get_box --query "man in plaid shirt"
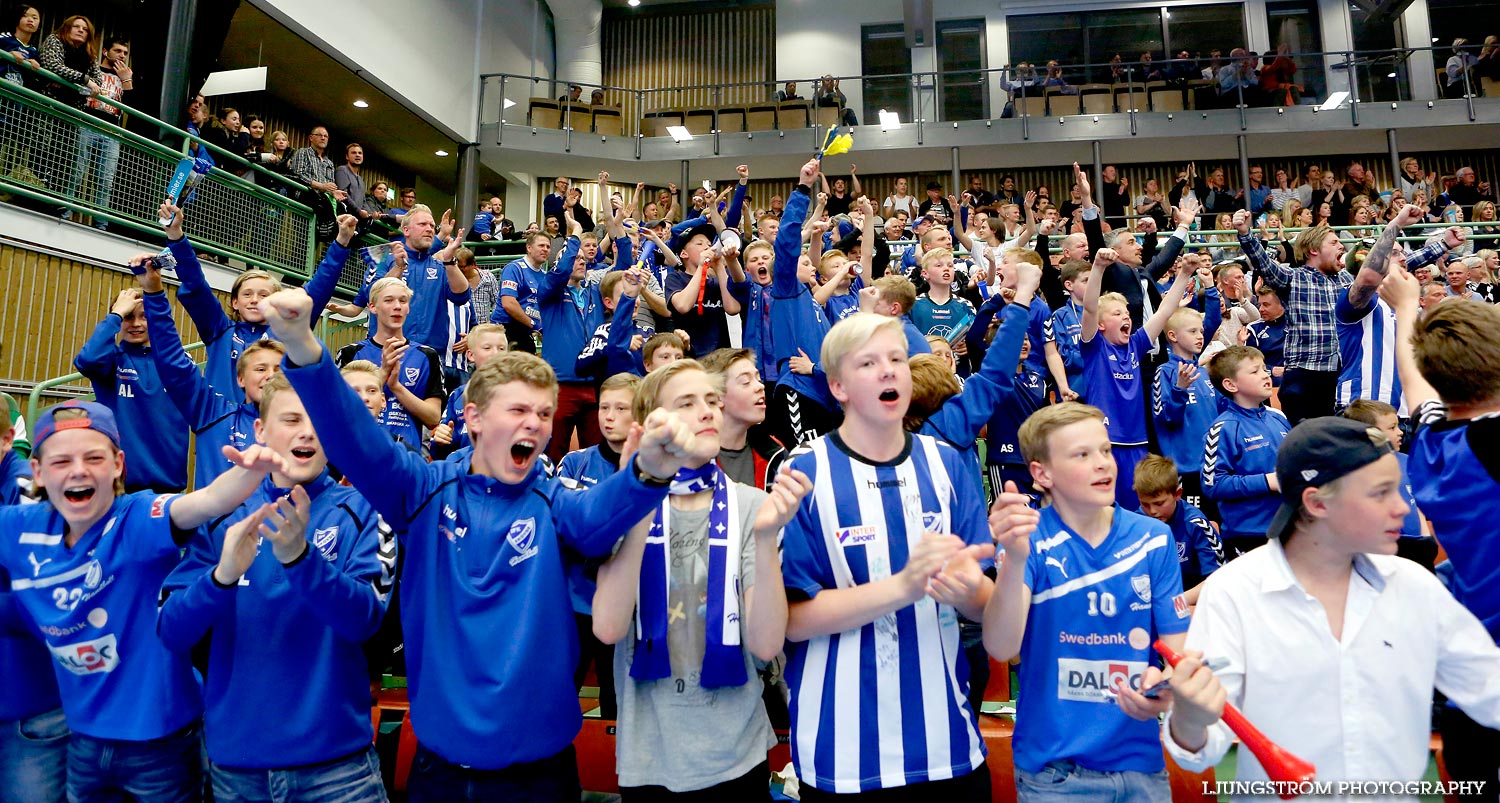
[1232,209,1460,425]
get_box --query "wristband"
[633,455,672,486]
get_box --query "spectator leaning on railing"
[60,35,130,231]
[0,5,40,86]
[288,126,346,203]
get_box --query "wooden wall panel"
[601,7,776,129]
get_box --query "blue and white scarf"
[631,463,747,688]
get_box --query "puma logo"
[1045,555,1068,578]
[27,553,52,577]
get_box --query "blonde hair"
[466,323,508,350]
[1132,454,1181,497]
[1097,291,1129,315]
[229,270,283,322]
[368,277,412,305]
[404,203,434,224]
[600,372,642,397]
[919,247,954,273]
[1343,399,1398,425]
[872,275,917,314]
[633,359,707,422]
[257,372,295,417]
[820,312,905,384]
[236,339,286,379]
[743,240,773,261]
[464,352,557,412]
[905,353,961,431]
[1165,307,1203,334]
[340,359,382,379]
[1018,402,1106,465]
[1413,300,1500,406]
[818,250,849,275]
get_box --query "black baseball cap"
[1265,417,1396,541]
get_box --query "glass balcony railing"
[479,44,1496,148]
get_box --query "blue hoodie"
[282,348,673,770]
[771,186,835,410]
[1152,351,1223,474]
[74,314,191,492]
[576,292,646,380]
[159,472,392,768]
[0,451,58,725]
[918,301,1030,476]
[728,280,777,385]
[169,238,352,396]
[538,236,630,383]
[1202,402,1290,538]
[556,443,624,616]
[142,292,257,486]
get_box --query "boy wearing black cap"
[1163,416,1500,787]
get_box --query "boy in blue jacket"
[1202,344,1290,557]
[576,269,652,381]
[1153,298,1224,520]
[159,373,395,799]
[74,288,190,492]
[768,158,840,447]
[0,401,285,803]
[1044,258,1090,402]
[1134,454,1223,605]
[133,257,284,488]
[538,204,635,461]
[263,285,716,802]
[1080,244,1194,509]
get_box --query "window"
[937,19,987,121]
[1007,5,1247,86]
[1426,0,1500,57]
[1347,1,1404,101]
[1265,0,1325,101]
[861,23,911,124]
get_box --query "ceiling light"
[666,125,692,142]
[353,99,369,108]
[878,109,901,129]
[435,150,449,157]
[1317,91,1349,111]
[628,0,640,5]
[1432,37,1441,43]
[1386,72,1396,78]
[503,99,516,109]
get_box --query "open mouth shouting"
[290,445,318,461]
[878,387,901,405]
[62,485,96,504]
[509,438,539,470]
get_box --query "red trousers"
[549,382,600,462]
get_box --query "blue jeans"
[408,743,580,803]
[66,125,121,213]
[67,723,201,803]
[0,706,68,803]
[209,746,388,803]
[1016,762,1170,803]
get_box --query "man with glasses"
[289,126,346,202]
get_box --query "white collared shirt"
[1164,539,1500,802]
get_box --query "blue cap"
[33,401,121,454]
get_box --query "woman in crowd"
[0,4,40,86]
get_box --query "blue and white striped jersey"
[1335,292,1406,416]
[780,431,990,793]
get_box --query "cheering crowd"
[1,145,1500,803]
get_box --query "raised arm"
[262,289,435,529]
[1232,209,1292,289]
[723,165,750,231]
[1349,204,1424,310]
[158,202,231,343]
[1381,269,1439,412]
[1144,259,1192,341]
[303,216,358,317]
[1080,247,1117,344]
[74,293,134,379]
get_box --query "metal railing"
[481,43,1494,148]
[0,62,322,282]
